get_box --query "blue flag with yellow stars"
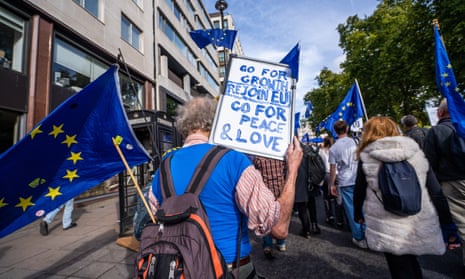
[315,82,364,138]
[280,43,300,81]
[304,100,313,118]
[0,65,151,238]
[189,28,237,49]
[434,25,465,138]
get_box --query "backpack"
[135,146,232,279]
[303,144,326,192]
[375,160,422,216]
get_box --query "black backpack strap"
[186,145,230,195]
[159,154,176,199]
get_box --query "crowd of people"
[126,96,462,279]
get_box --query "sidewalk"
[1,196,462,278]
[0,197,136,279]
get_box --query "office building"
[0,0,221,154]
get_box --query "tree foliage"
[305,0,465,129]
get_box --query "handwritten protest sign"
[210,56,296,159]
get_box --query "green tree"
[306,0,465,130]
[304,68,350,130]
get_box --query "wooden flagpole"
[112,137,156,224]
[355,79,369,122]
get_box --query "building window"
[213,20,220,29]
[0,7,25,72]
[132,0,143,9]
[159,14,196,68]
[219,65,225,78]
[120,74,144,110]
[166,95,179,119]
[218,51,225,63]
[73,0,99,18]
[53,38,143,110]
[0,109,24,153]
[121,15,142,50]
[53,38,106,93]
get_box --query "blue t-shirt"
[152,143,252,263]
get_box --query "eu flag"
[304,100,313,118]
[315,82,364,138]
[280,43,300,81]
[434,25,465,138]
[189,29,237,49]
[0,65,151,238]
[302,133,310,144]
[294,112,301,135]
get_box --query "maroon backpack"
[135,145,232,279]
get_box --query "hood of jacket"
[363,136,419,163]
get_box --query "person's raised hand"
[286,136,303,175]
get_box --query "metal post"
[215,0,228,90]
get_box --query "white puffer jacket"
[360,136,445,256]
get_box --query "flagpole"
[112,138,156,224]
[355,79,369,122]
[432,19,445,45]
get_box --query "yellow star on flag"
[0,197,8,208]
[62,134,78,148]
[30,125,43,139]
[49,124,64,138]
[67,152,83,165]
[63,169,79,182]
[45,186,62,200]
[15,196,35,212]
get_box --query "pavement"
[0,196,463,279]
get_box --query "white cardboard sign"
[210,55,295,160]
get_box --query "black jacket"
[405,126,428,149]
[423,118,465,181]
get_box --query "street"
[0,196,462,278]
[249,195,464,279]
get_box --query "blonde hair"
[356,116,400,158]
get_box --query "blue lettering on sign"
[239,114,286,133]
[225,82,290,106]
[216,60,294,155]
[230,128,283,153]
[225,61,291,107]
[254,104,287,121]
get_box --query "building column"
[183,74,190,96]
[160,55,168,77]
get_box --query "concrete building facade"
[0,0,221,154]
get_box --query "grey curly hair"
[175,96,217,138]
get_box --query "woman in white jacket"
[353,116,460,279]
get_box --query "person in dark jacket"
[294,143,321,238]
[400,114,428,149]
[423,98,465,270]
[354,116,461,279]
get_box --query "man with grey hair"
[149,96,303,278]
[424,98,465,271]
[400,114,428,149]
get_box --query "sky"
[202,0,380,114]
